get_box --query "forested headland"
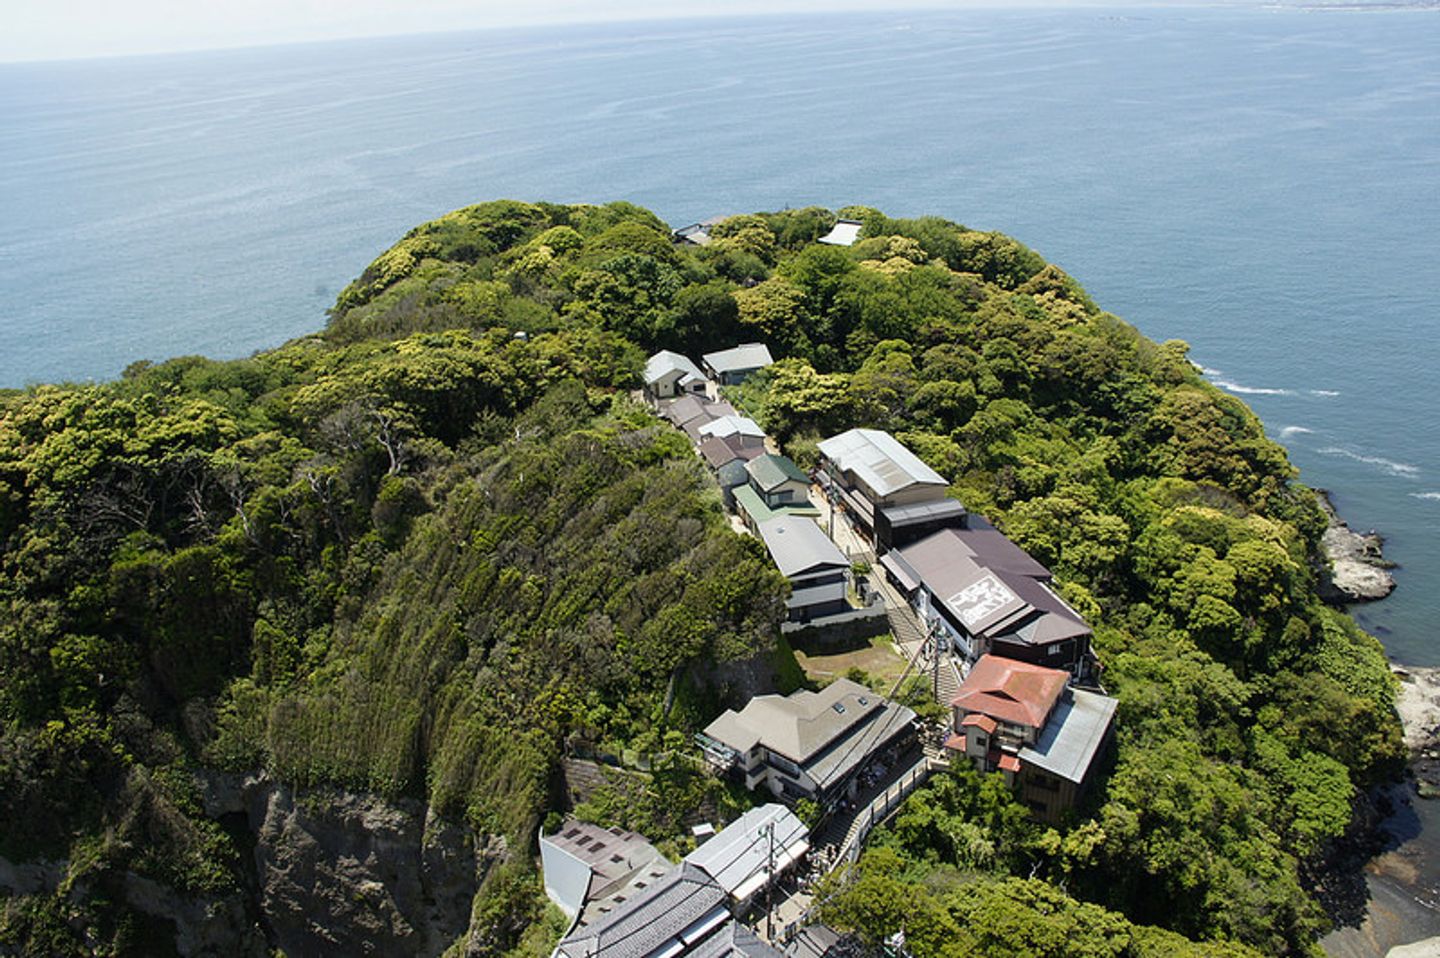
[0,201,1403,956]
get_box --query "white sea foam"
[1278,426,1313,439]
[1316,446,1421,478]
[1199,366,1223,376]
[1411,492,1440,501]
[1213,379,1295,397]
[1309,389,1341,397]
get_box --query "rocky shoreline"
[1317,489,1397,604]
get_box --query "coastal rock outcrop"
[1316,490,1396,603]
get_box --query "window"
[832,702,846,714]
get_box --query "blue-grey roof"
[1019,687,1117,784]
[757,515,848,578]
[703,343,774,375]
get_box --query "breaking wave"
[1213,379,1295,396]
[1316,446,1421,478]
[1278,426,1313,439]
[1411,492,1440,501]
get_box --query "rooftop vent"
[832,703,846,714]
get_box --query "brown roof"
[997,753,1021,773]
[951,655,1067,730]
[959,713,997,734]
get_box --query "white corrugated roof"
[645,350,705,386]
[817,428,947,497]
[697,416,765,440]
[684,805,808,901]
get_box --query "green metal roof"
[746,454,808,492]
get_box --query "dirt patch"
[793,635,909,688]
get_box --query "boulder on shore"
[1316,490,1396,603]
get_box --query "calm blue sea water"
[1,7,1438,664]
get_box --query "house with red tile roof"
[946,655,1117,823]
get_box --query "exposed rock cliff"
[199,772,497,958]
[1316,490,1397,603]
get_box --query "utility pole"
[763,819,776,941]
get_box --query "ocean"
[1,6,1437,666]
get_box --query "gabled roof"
[685,804,808,903]
[646,350,706,386]
[746,454,809,492]
[892,529,1087,647]
[698,416,766,441]
[816,428,946,498]
[664,395,718,428]
[818,219,863,246]
[952,655,1068,730]
[703,680,915,782]
[699,435,765,470]
[757,515,848,578]
[557,862,727,958]
[1019,687,1118,785]
[703,343,774,375]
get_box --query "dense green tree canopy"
[0,200,1401,956]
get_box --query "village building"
[817,219,863,246]
[946,655,1117,824]
[673,216,729,248]
[645,350,709,403]
[664,395,723,430]
[540,820,672,926]
[554,862,738,958]
[878,525,1093,676]
[684,804,809,911]
[755,515,851,623]
[734,454,821,532]
[697,415,767,448]
[699,679,917,805]
[698,435,767,472]
[702,343,775,385]
[815,428,964,553]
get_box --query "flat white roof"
[817,219,863,246]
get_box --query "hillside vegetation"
[0,200,1401,956]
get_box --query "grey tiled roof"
[557,862,727,958]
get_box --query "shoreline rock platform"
[1317,489,1397,604]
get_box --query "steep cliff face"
[208,773,499,958]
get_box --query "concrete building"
[756,515,851,623]
[702,343,775,385]
[699,679,917,805]
[946,655,1117,824]
[878,525,1092,675]
[815,428,962,552]
[540,820,671,924]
